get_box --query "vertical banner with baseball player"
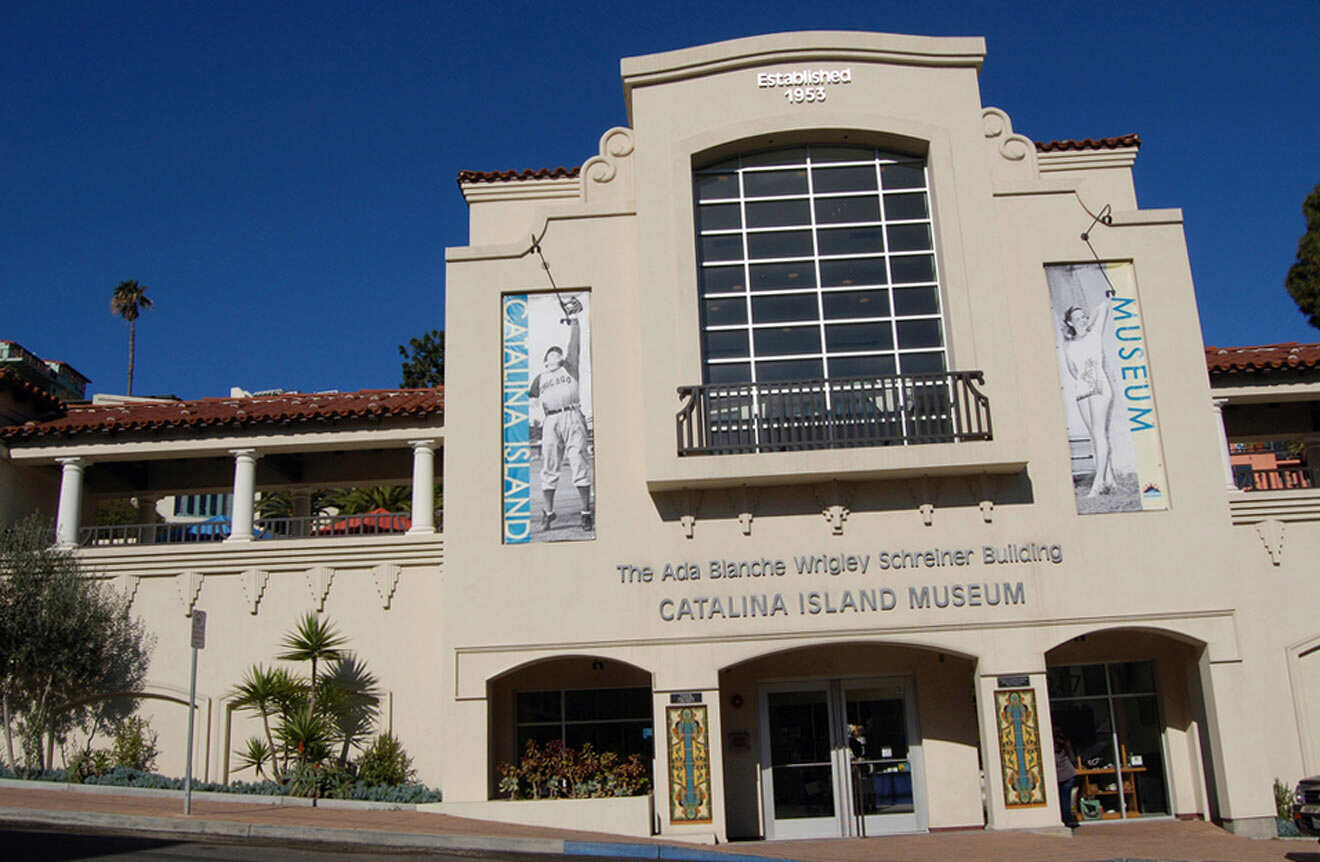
[1046,262,1168,515]
[502,291,595,543]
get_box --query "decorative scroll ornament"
[982,107,1036,164]
[241,569,270,615]
[581,126,635,187]
[176,571,203,617]
[371,564,401,610]
[306,566,335,612]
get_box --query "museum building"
[3,31,1319,844]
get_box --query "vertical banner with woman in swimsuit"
[502,291,595,543]
[1046,263,1168,515]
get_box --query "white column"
[1211,398,1238,492]
[54,457,86,548]
[225,449,260,543]
[137,493,160,545]
[407,439,438,535]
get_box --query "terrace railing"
[1233,465,1318,492]
[676,370,991,456]
[76,511,430,546]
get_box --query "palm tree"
[229,664,299,781]
[109,280,153,395]
[278,613,347,711]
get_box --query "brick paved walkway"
[2,785,1318,861]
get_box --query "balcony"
[676,371,992,457]
[75,511,429,547]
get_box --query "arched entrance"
[486,655,654,800]
[720,642,979,840]
[1046,628,1211,823]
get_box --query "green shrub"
[111,716,159,772]
[355,733,415,787]
[498,740,649,800]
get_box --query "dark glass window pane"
[747,230,814,260]
[700,266,745,295]
[700,234,743,262]
[757,358,824,382]
[695,173,738,201]
[897,319,943,349]
[749,261,816,291]
[899,351,946,374]
[703,297,746,326]
[887,223,933,252]
[820,257,887,287]
[743,148,808,167]
[884,192,929,220]
[809,146,875,163]
[752,293,818,323]
[817,226,885,256]
[1109,661,1157,695]
[699,157,739,171]
[881,163,926,190]
[707,362,751,383]
[703,329,749,359]
[826,323,893,352]
[754,325,821,356]
[815,196,880,224]
[893,286,940,316]
[744,169,808,197]
[696,203,741,232]
[745,198,811,228]
[517,725,562,755]
[772,764,836,819]
[811,165,878,193]
[823,290,890,319]
[829,354,896,377]
[516,691,561,723]
[890,254,936,284]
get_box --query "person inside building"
[1054,728,1079,827]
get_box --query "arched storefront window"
[694,146,945,385]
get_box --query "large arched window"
[694,146,945,385]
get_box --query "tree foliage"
[110,280,153,396]
[0,516,153,773]
[230,615,384,795]
[398,329,444,388]
[1286,183,1320,330]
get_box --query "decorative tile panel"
[666,705,712,823]
[995,687,1047,807]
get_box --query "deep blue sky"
[3,1,1317,399]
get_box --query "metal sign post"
[184,610,206,815]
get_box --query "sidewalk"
[1,783,1317,862]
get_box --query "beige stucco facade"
[3,30,1318,845]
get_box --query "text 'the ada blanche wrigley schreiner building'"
[5,31,1319,844]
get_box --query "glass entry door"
[760,678,924,839]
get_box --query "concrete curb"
[0,807,794,861]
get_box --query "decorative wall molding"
[1255,519,1285,566]
[115,573,140,613]
[175,571,204,617]
[306,566,335,612]
[371,564,401,610]
[814,481,853,535]
[240,569,269,615]
[728,486,760,536]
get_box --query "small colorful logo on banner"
[502,295,531,543]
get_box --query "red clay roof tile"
[0,388,444,441]
[1206,343,1320,375]
[0,369,65,416]
[457,166,581,185]
[1035,134,1141,153]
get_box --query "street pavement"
[2,784,1319,862]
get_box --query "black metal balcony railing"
[75,511,431,547]
[676,371,992,456]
